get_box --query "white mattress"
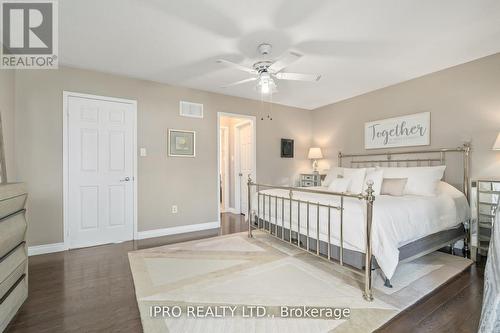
[252,182,470,279]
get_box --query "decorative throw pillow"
[342,168,367,194]
[380,178,408,196]
[328,178,351,193]
[377,165,446,196]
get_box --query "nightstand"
[300,173,322,187]
[472,179,500,260]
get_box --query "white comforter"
[252,182,469,279]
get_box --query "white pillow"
[322,167,343,186]
[377,165,446,196]
[380,178,407,196]
[363,169,384,195]
[343,168,367,194]
[436,181,464,199]
[328,178,351,193]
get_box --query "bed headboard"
[338,143,471,201]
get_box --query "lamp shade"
[493,133,500,150]
[308,147,323,159]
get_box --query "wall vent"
[179,101,203,118]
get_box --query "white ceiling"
[60,0,500,110]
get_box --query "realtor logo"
[1,0,58,68]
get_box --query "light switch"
[140,148,147,157]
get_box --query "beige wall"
[15,67,312,246]
[11,52,500,247]
[312,53,500,180]
[0,70,16,182]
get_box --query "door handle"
[238,173,243,177]
[120,177,131,182]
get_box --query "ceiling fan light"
[257,75,276,95]
[261,80,270,94]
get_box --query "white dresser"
[473,179,500,259]
[0,183,28,332]
[479,194,500,332]
[299,173,322,187]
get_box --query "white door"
[219,127,229,212]
[237,122,253,215]
[67,95,135,249]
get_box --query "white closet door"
[238,122,253,215]
[67,95,135,248]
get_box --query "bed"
[246,144,471,301]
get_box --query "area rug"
[129,231,472,333]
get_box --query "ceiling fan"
[217,43,321,94]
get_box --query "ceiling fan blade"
[216,59,257,74]
[268,51,302,73]
[275,72,321,82]
[221,77,257,88]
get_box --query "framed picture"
[364,112,430,149]
[168,129,196,157]
[281,138,294,158]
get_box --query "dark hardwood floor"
[6,213,483,332]
[377,256,485,333]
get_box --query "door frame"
[216,112,256,219]
[62,91,138,250]
[219,126,230,212]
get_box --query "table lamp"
[308,147,323,173]
[493,133,500,150]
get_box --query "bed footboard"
[246,176,376,301]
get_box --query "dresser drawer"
[0,274,27,332]
[0,183,27,220]
[0,212,27,259]
[0,243,27,299]
[302,174,314,181]
[0,260,26,303]
[301,181,314,187]
[0,194,27,221]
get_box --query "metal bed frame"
[246,143,471,302]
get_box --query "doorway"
[63,92,137,249]
[217,113,256,217]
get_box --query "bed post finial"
[247,175,253,238]
[363,180,375,302]
[365,180,375,202]
[338,151,343,167]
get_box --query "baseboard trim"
[28,222,221,255]
[28,242,66,256]
[224,207,240,214]
[136,221,220,240]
